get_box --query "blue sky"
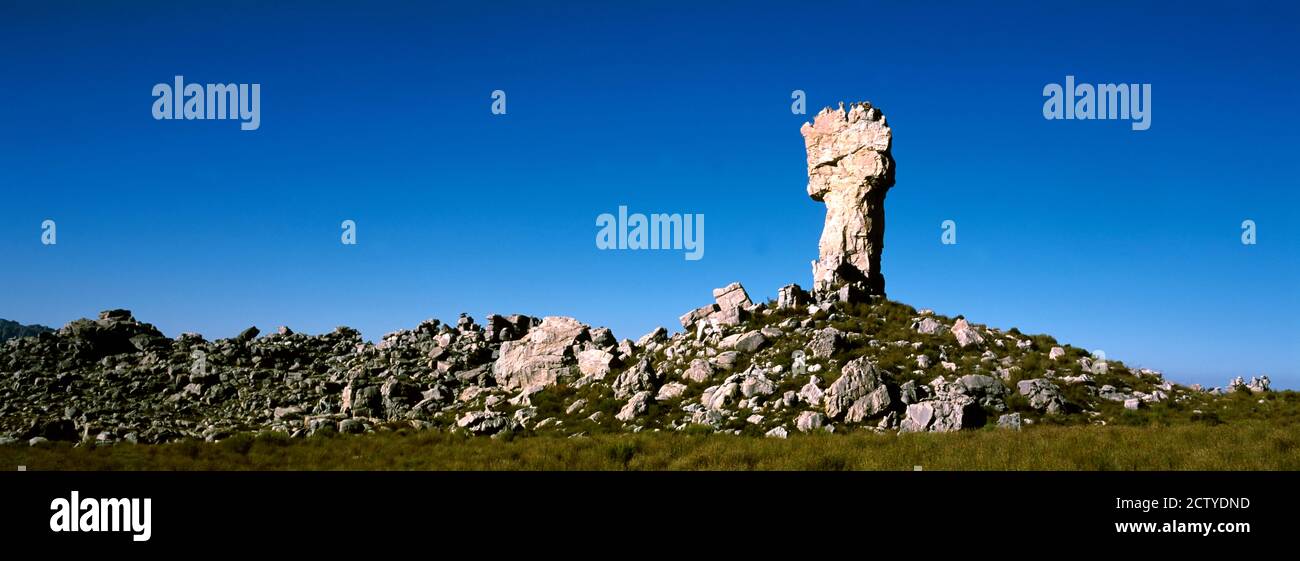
[1,1,1296,388]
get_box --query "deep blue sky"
[1,1,1296,388]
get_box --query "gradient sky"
[1,0,1297,388]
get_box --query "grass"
[4,422,1297,471]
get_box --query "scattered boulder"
[655,382,687,401]
[456,410,510,435]
[1017,379,1069,414]
[683,358,714,383]
[950,318,984,348]
[808,327,844,359]
[678,304,719,328]
[795,411,825,433]
[777,284,810,310]
[576,349,616,379]
[712,351,741,371]
[702,383,739,411]
[612,358,662,400]
[713,282,752,312]
[899,396,984,433]
[798,376,825,406]
[913,318,943,335]
[616,391,653,422]
[823,357,892,423]
[726,330,768,353]
[493,316,590,390]
[996,413,1022,430]
[739,370,775,398]
[952,374,1009,411]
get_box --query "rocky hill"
[0,288,1273,445]
[0,319,53,343]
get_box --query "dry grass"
[4,422,1297,471]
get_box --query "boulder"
[795,411,825,433]
[899,396,984,433]
[809,327,844,359]
[950,318,984,348]
[996,413,1022,430]
[739,370,775,398]
[701,383,739,410]
[765,426,789,439]
[636,326,668,348]
[798,376,824,406]
[576,349,616,379]
[655,382,687,401]
[777,284,810,310]
[683,358,714,383]
[730,330,768,353]
[679,304,719,328]
[456,410,510,435]
[952,374,1009,411]
[616,391,653,422]
[712,351,741,371]
[612,358,662,399]
[1017,379,1068,414]
[712,282,752,311]
[493,316,589,390]
[823,357,892,422]
[913,318,943,335]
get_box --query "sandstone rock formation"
[801,101,895,296]
[493,316,588,390]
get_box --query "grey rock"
[683,358,714,383]
[950,319,984,348]
[777,284,810,310]
[823,357,891,422]
[952,374,1009,411]
[712,351,741,371]
[612,358,661,399]
[795,411,824,433]
[616,391,654,422]
[576,349,616,379]
[809,327,845,359]
[996,413,1022,430]
[913,318,943,335]
[899,396,983,433]
[1017,379,1069,415]
[493,316,589,390]
[655,382,687,401]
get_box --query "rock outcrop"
[802,101,895,296]
[493,316,587,390]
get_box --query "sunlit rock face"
[801,101,895,296]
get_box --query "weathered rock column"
[801,101,895,297]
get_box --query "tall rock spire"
[801,101,895,297]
